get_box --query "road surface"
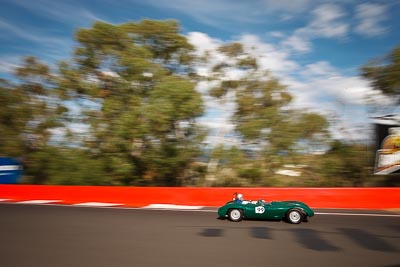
[0,203,399,267]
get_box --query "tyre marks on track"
[290,228,340,251]
[338,228,398,252]
[197,226,399,253]
[200,228,224,237]
[250,227,273,240]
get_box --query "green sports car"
[218,198,314,224]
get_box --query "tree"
[0,57,75,183]
[58,20,204,185]
[14,57,68,149]
[205,42,330,181]
[0,79,30,156]
[24,147,107,185]
[319,140,372,186]
[0,20,205,186]
[361,45,400,102]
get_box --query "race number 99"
[255,206,265,214]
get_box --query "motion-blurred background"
[1,0,399,187]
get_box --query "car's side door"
[243,201,271,219]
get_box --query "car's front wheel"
[286,209,303,224]
[228,209,243,222]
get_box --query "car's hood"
[225,200,308,207]
[271,200,306,205]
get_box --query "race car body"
[218,198,314,224]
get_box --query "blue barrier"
[0,157,22,184]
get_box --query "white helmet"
[237,193,243,200]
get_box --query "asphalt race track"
[0,204,399,267]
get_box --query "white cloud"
[0,57,20,74]
[224,68,248,81]
[354,3,388,37]
[144,0,391,42]
[195,80,218,95]
[141,0,339,31]
[269,31,286,38]
[288,59,393,109]
[282,3,349,53]
[188,31,393,142]
[299,61,339,78]
[281,2,392,53]
[292,75,383,106]
[187,32,222,56]
[239,34,299,74]
[284,73,390,142]
[311,3,346,25]
[282,35,311,53]
[188,32,229,79]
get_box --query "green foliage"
[1,57,69,156]
[237,57,258,69]
[64,20,204,185]
[361,45,400,101]
[148,76,203,133]
[0,81,30,156]
[0,20,392,187]
[0,19,205,186]
[206,42,329,156]
[218,43,244,57]
[238,166,263,184]
[23,147,108,185]
[130,19,194,64]
[318,140,372,186]
[184,37,372,187]
[15,56,50,82]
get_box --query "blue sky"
[1,0,399,143]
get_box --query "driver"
[233,193,261,205]
[234,193,253,204]
[235,194,243,204]
[234,193,244,204]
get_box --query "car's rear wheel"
[286,209,303,224]
[228,209,243,222]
